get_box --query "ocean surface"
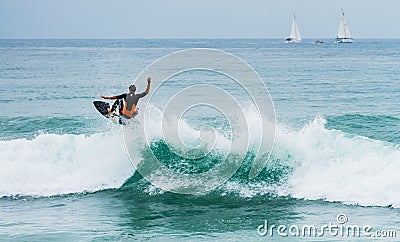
[0,39,399,241]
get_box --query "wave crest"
[1,115,399,208]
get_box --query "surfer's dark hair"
[129,84,136,92]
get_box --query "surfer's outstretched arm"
[100,94,126,100]
[100,95,116,100]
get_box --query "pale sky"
[0,0,399,39]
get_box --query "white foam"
[0,132,133,197]
[276,116,400,207]
[216,115,400,208]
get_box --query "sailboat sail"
[335,9,353,43]
[337,13,351,38]
[286,14,301,43]
[290,16,301,40]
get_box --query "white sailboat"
[335,9,353,43]
[285,14,301,43]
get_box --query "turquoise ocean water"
[0,39,399,241]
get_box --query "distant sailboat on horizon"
[285,14,301,43]
[335,9,353,43]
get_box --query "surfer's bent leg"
[118,99,124,114]
[111,100,119,112]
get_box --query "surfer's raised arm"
[144,77,151,94]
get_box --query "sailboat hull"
[285,38,301,43]
[335,38,353,43]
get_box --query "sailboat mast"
[342,9,347,38]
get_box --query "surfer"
[100,77,151,123]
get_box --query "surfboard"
[93,100,122,124]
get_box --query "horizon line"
[1,37,400,40]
